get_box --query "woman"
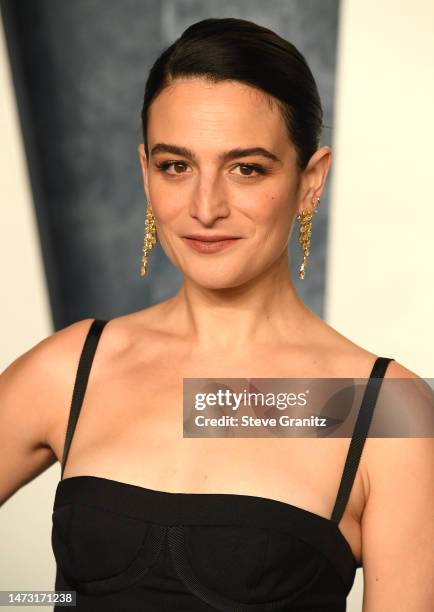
[0,17,431,612]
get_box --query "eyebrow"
[149,143,281,164]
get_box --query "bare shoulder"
[2,317,99,384]
[0,318,98,504]
[0,317,96,392]
[0,318,97,443]
[363,357,432,474]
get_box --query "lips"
[182,236,241,253]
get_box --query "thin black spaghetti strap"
[330,356,395,525]
[60,319,109,480]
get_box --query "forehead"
[147,77,290,152]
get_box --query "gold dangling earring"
[139,199,158,276]
[296,196,320,280]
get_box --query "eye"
[154,161,268,178]
[231,164,267,178]
[155,161,189,175]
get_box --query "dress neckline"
[55,474,360,568]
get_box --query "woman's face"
[138,77,329,289]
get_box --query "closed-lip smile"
[181,234,242,254]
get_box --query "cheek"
[151,201,181,228]
[249,195,292,236]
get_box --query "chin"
[184,266,253,290]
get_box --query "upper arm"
[0,318,95,506]
[361,361,434,610]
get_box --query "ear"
[296,146,332,217]
[137,143,151,202]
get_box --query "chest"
[49,354,366,564]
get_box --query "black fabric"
[52,318,395,610]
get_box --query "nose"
[189,179,230,226]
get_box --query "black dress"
[51,318,394,611]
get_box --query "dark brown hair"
[141,17,324,172]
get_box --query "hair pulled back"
[141,17,324,172]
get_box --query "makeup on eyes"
[154,160,270,178]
